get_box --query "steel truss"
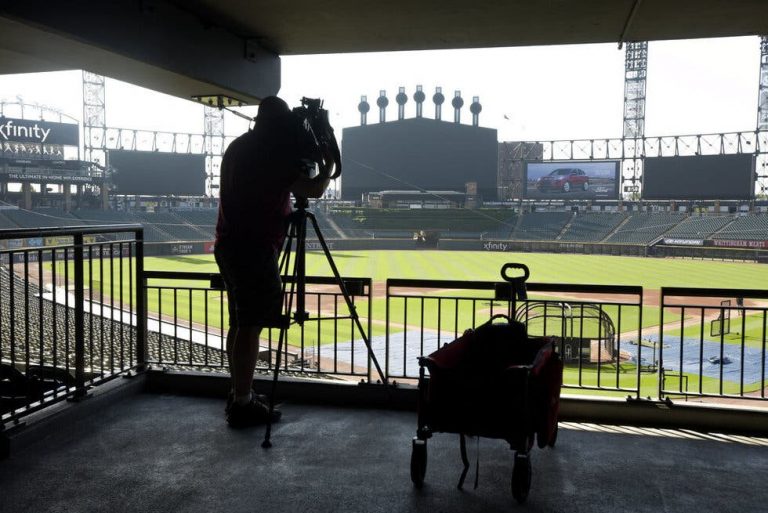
[500,131,765,199]
[524,132,764,162]
[204,106,225,197]
[622,41,648,195]
[497,142,543,201]
[81,73,231,198]
[756,37,768,195]
[82,71,106,167]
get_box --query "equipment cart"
[410,265,563,503]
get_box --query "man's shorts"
[214,243,283,328]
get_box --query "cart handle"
[487,313,512,324]
[501,263,530,283]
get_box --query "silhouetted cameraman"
[214,96,331,428]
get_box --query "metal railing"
[659,287,768,401]
[1,225,145,425]
[3,226,768,429]
[142,271,375,381]
[386,279,645,397]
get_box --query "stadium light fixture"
[191,94,248,109]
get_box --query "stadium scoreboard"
[642,154,755,200]
[341,118,498,201]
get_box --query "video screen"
[108,150,206,195]
[341,118,498,201]
[524,161,620,199]
[642,154,754,200]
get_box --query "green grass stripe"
[46,251,764,349]
[134,251,768,290]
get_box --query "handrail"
[1,223,145,424]
[661,286,768,300]
[387,278,643,297]
[0,224,143,240]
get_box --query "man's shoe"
[227,395,282,428]
[225,390,272,414]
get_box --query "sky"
[0,36,761,144]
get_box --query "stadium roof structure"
[1,1,767,103]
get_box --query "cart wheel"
[511,453,532,504]
[548,422,558,448]
[410,438,427,489]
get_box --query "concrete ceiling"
[1,0,767,104]
[177,0,768,54]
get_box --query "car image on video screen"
[536,168,589,193]
[524,161,619,199]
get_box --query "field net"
[710,299,732,337]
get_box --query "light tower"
[757,37,768,198]
[204,105,225,197]
[433,87,444,121]
[414,85,425,118]
[82,71,109,208]
[358,95,370,125]
[451,90,464,123]
[396,87,408,120]
[470,96,482,127]
[377,90,388,123]
[82,71,106,167]
[622,41,648,199]
[757,37,768,130]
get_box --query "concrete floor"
[2,392,768,513]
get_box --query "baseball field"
[54,249,767,398]
[146,250,768,290]
[132,250,768,347]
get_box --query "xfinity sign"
[0,117,79,146]
[0,119,51,142]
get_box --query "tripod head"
[293,196,310,211]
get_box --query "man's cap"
[256,96,291,120]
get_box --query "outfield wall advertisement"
[523,161,620,199]
[712,239,768,249]
[662,238,704,246]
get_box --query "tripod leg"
[262,323,288,448]
[306,212,388,385]
[262,223,299,449]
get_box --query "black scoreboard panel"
[341,118,498,201]
[108,150,206,195]
[642,154,754,200]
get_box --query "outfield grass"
[143,251,768,290]
[299,250,768,290]
[52,250,763,336]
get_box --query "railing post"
[72,233,87,399]
[135,228,148,369]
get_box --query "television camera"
[292,97,342,180]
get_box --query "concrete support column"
[101,185,109,210]
[22,183,32,210]
[64,185,72,212]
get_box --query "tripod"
[262,197,388,448]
